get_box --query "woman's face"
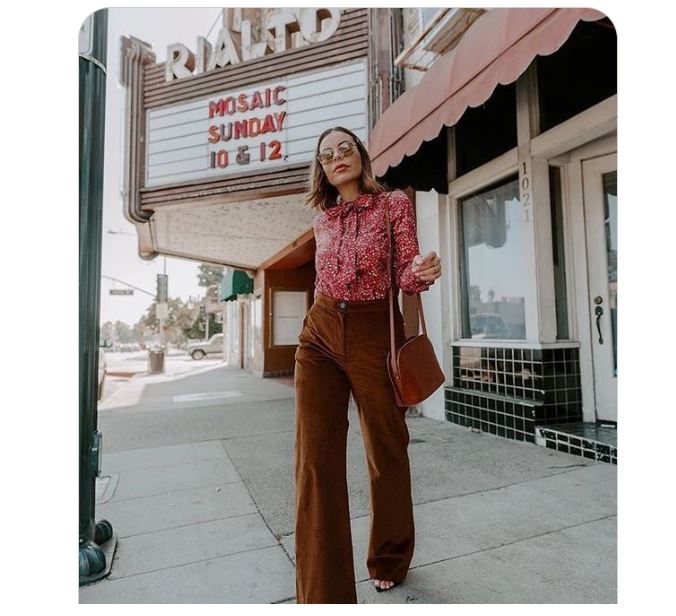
[318,131,363,189]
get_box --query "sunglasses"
[317,140,358,166]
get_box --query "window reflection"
[460,177,526,340]
[603,171,617,376]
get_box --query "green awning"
[219,270,253,302]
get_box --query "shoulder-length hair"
[304,126,389,212]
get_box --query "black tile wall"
[445,345,583,444]
[536,427,617,465]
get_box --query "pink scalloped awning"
[368,7,607,177]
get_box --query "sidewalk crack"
[218,439,297,569]
[373,513,617,578]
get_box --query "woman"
[294,126,442,604]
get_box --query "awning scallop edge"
[367,7,607,178]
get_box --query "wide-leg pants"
[293,291,414,604]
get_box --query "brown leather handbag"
[384,199,446,408]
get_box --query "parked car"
[186,334,224,360]
[470,312,512,339]
[116,342,138,353]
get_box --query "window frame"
[457,172,526,342]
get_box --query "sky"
[99,8,224,325]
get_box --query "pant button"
[339,301,346,309]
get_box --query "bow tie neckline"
[325,192,372,218]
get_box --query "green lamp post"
[79,9,116,585]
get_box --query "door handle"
[594,305,604,344]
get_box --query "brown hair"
[304,126,389,212]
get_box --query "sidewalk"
[99,351,225,409]
[80,364,616,604]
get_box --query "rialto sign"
[165,8,342,82]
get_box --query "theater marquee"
[145,59,367,187]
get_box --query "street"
[81,362,616,604]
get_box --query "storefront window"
[272,290,307,346]
[459,177,526,340]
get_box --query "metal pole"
[160,267,166,353]
[79,9,115,585]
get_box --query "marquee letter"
[237,93,249,113]
[273,85,287,105]
[298,8,341,44]
[236,145,251,165]
[165,43,195,81]
[248,117,261,137]
[260,115,275,133]
[241,19,271,61]
[274,111,287,130]
[208,27,241,70]
[195,36,212,75]
[266,10,299,53]
[250,91,263,110]
[233,120,248,140]
[209,100,225,118]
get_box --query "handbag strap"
[384,194,429,364]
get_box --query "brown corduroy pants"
[293,292,414,604]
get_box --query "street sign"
[110,289,133,295]
[156,302,169,320]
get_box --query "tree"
[193,263,224,338]
[100,320,136,346]
[132,320,149,348]
[136,297,201,347]
[114,320,134,343]
[197,263,224,290]
[100,321,114,347]
[185,306,222,341]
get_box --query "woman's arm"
[389,190,433,294]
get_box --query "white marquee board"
[145,59,368,188]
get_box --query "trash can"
[148,348,165,374]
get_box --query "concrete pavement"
[80,363,616,604]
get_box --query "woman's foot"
[373,579,395,591]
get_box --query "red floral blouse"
[313,189,432,301]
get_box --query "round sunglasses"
[317,140,358,166]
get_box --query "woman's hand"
[411,251,442,283]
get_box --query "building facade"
[120,8,409,376]
[120,8,617,463]
[369,8,617,463]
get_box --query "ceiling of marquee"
[149,193,316,270]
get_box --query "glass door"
[582,153,617,422]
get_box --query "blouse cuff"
[398,265,433,294]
